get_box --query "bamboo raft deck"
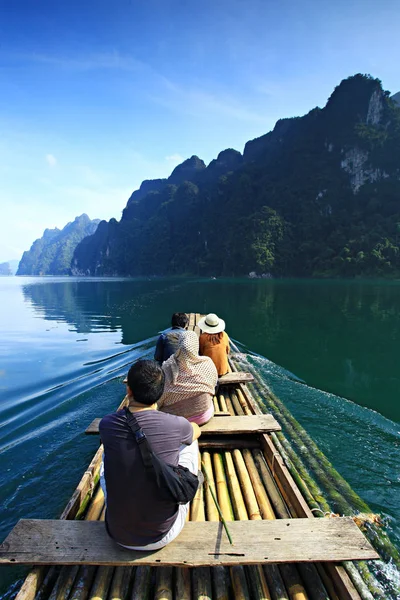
[2,313,391,600]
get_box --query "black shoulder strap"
[124,407,154,470]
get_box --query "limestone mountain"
[71,74,400,278]
[17,214,100,276]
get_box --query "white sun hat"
[198,313,225,334]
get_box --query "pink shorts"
[188,404,214,425]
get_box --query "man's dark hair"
[171,312,189,328]
[127,360,165,405]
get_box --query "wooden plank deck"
[218,372,254,385]
[0,518,378,567]
[85,414,281,435]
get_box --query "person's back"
[154,312,189,364]
[198,314,230,376]
[99,359,201,550]
[100,409,192,546]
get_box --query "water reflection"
[21,277,400,422]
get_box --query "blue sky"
[0,0,399,261]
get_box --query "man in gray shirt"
[154,312,189,364]
[99,360,201,550]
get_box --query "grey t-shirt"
[99,409,193,547]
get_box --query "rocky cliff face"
[71,74,400,278]
[17,214,100,276]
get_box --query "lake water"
[0,276,399,597]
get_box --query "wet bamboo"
[252,449,289,519]
[235,387,252,416]
[68,567,97,600]
[262,564,289,600]
[341,562,375,600]
[221,449,270,600]
[154,567,173,600]
[192,567,212,600]
[14,568,48,600]
[223,392,235,416]
[175,567,191,600]
[212,567,229,600]
[229,566,251,600]
[191,454,212,600]
[344,561,386,600]
[88,567,114,600]
[232,450,262,520]
[213,395,219,413]
[246,565,272,600]
[235,357,392,596]
[212,453,234,521]
[229,389,246,416]
[47,566,80,600]
[242,449,276,520]
[270,432,329,514]
[201,452,219,521]
[224,451,248,520]
[130,566,152,600]
[247,365,370,513]
[243,363,399,590]
[108,566,132,600]
[219,393,229,413]
[314,564,340,600]
[295,564,329,600]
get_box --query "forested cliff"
[17,214,100,276]
[60,76,400,277]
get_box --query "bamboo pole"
[242,449,275,520]
[212,567,229,600]
[229,566,251,600]
[224,451,248,520]
[108,566,132,600]
[213,395,219,413]
[202,452,219,522]
[191,452,214,600]
[175,567,191,600]
[234,357,390,598]
[224,393,235,416]
[219,393,229,413]
[154,567,173,600]
[47,566,80,600]
[232,450,262,520]
[229,389,245,416]
[246,565,272,600]
[235,387,252,415]
[262,564,289,600]
[130,566,152,600]
[68,567,97,600]
[88,567,114,600]
[252,450,289,519]
[212,453,234,521]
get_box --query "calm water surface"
[0,277,399,596]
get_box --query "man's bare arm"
[191,422,201,441]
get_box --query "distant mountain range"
[18,75,400,278]
[17,214,100,276]
[0,260,19,275]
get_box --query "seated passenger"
[198,313,230,376]
[158,331,218,425]
[99,359,201,550]
[154,312,189,364]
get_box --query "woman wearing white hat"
[198,313,230,376]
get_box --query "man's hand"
[191,422,201,441]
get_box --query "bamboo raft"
[2,313,399,599]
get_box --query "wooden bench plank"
[85,415,281,436]
[218,372,254,385]
[0,518,378,567]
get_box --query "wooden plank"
[0,518,378,567]
[218,373,254,385]
[199,437,261,450]
[260,434,314,519]
[86,415,281,436]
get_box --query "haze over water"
[0,276,399,597]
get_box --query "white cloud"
[46,154,57,167]
[165,154,184,164]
